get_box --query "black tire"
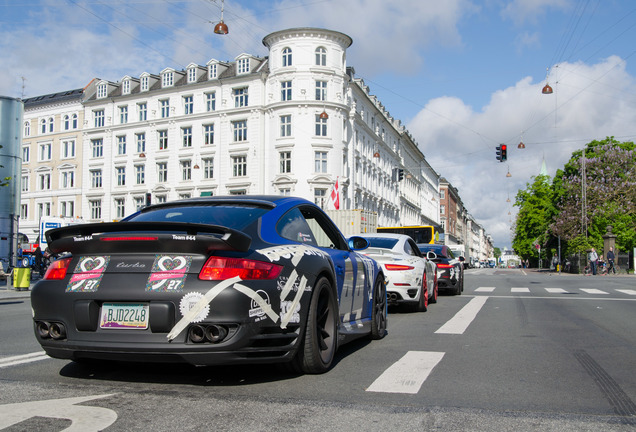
[293,277,338,374]
[415,273,428,312]
[370,275,387,340]
[430,272,438,304]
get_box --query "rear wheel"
[292,277,338,374]
[430,271,438,304]
[415,273,428,312]
[370,275,387,339]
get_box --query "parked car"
[359,233,437,311]
[417,244,464,295]
[31,196,387,374]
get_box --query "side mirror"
[426,251,437,260]
[348,236,370,251]
[459,256,465,262]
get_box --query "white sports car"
[358,233,437,311]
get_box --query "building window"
[282,47,292,67]
[203,157,213,179]
[314,188,327,207]
[187,67,197,83]
[232,120,247,142]
[60,200,74,218]
[62,140,75,158]
[182,127,192,147]
[179,193,191,200]
[162,71,174,87]
[232,156,247,177]
[37,202,52,220]
[22,146,30,162]
[206,92,216,111]
[94,109,105,127]
[279,151,291,173]
[71,113,78,129]
[115,198,126,219]
[440,190,445,199]
[40,119,46,134]
[315,80,327,101]
[47,117,54,133]
[315,114,327,137]
[61,170,74,188]
[157,162,168,182]
[183,95,193,114]
[181,160,192,181]
[21,175,29,192]
[160,99,170,118]
[138,102,147,121]
[24,121,30,137]
[119,106,128,123]
[141,76,149,91]
[134,197,144,211]
[208,64,217,79]
[136,133,146,153]
[314,151,327,173]
[90,200,102,220]
[135,165,145,184]
[116,167,126,186]
[39,143,51,161]
[97,83,107,98]
[122,80,130,94]
[281,81,292,101]
[237,58,249,74]
[158,130,168,150]
[91,169,103,188]
[156,195,167,204]
[117,136,126,155]
[91,139,103,158]
[21,204,28,220]
[63,115,71,130]
[280,115,291,137]
[204,124,214,145]
[279,188,291,196]
[315,47,327,66]
[233,87,248,107]
[440,205,446,215]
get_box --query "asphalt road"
[1,268,635,431]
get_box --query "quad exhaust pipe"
[188,324,229,344]
[35,321,67,340]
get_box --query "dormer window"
[122,80,131,94]
[141,76,149,91]
[209,64,217,79]
[97,83,107,98]
[315,47,327,66]
[162,71,174,87]
[237,58,249,74]
[24,121,30,137]
[282,47,292,67]
[188,68,197,83]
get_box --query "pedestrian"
[34,246,44,277]
[606,246,616,274]
[588,248,599,275]
[552,253,559,271]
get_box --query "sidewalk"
[0,278,35,301]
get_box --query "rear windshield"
[365,237,399,249]
[125,204,268,231]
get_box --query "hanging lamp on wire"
[319,108,329,119]
[542,67,553,94]
[214,0,229,35]
[518,132,526,149]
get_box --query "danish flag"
[329,178,340,210]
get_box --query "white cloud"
[501,0,571,25]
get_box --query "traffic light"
[501,144,507,161]
[145,193,152,206]
[496,145,502,162]
[398,169,404,181]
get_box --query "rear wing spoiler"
[46,222,252,255]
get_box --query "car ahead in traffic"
[358,233,437,311]
[417,244,464,296]
[31,196,387,374]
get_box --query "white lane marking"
[0,394,117,431]
[616,289,636,295]
[545,288,569,294]
[366,351,445,394]
[475,287,495,292]
[511,287,530,293]
[581,288,609,295]
[0,352,50,369]
[435,296,488,335]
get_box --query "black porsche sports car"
[31,196,387,374]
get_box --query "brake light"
[100,236,158,241]
[199,257,283,280]
[436,263,454,269]
[43,257,73,280]
[384,264,415,271]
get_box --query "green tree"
[493,247,501,259]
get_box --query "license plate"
[100,303,149,329]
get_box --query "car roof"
[358,233,412,240]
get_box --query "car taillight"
[436,263,454,269]
[199,257,283,280]
[43,257,73,280]
[384,264,415,271]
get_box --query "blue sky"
[2,0,635,249]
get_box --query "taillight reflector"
[100,236,158,241]
[384,264,415,271]
[199,257,283,281]
[436,263,454,269]
[43,257,73,280]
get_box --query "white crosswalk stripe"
[511,287,530,293]
[545,288,569,294]
[366,351,445,394]
[580,288,609,295]
[616,289,636,295]
[475,287,495,292]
